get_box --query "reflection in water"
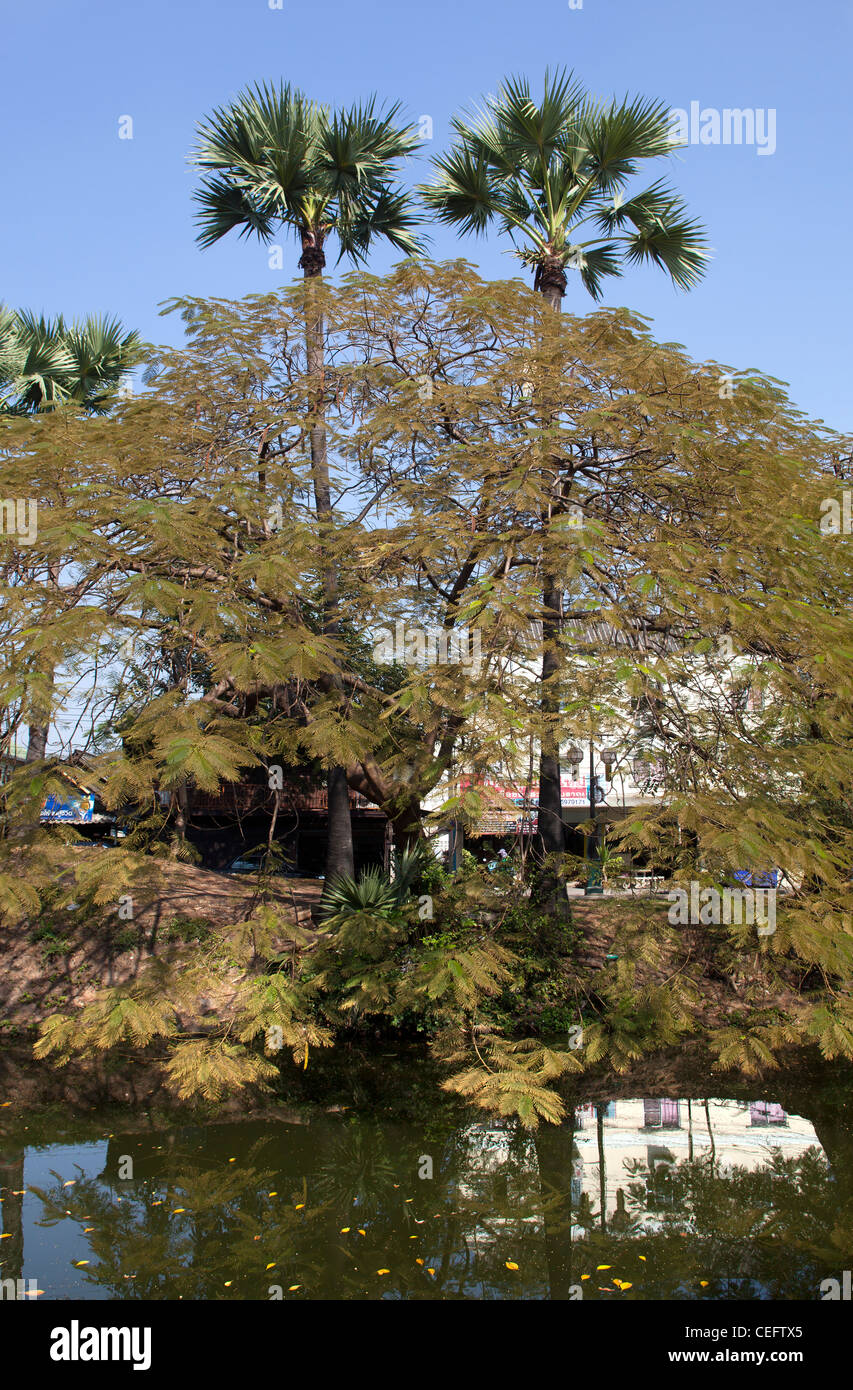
[1,1054,852,1300]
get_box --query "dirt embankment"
[0,859,322,1031]
[566,899,805,1016]
[1,864,805,1040]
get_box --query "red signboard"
[459,776,590,807]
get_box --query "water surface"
[1,1049,851,1300]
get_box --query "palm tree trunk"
[301,238,354,884]
[24,561,59,765]
[536,576,566,910]
[534,263,569,914]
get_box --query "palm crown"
[192,82,424,274]
[0,307,142,414]
[421,69,708,304]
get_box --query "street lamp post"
[583,743,617,897]
[586,739,603,896]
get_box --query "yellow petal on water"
[638,1255,646,1261]
[340,1227,350,1234]
[376,1269,390,1276]
[224,1281,232,1287]
[228,1158,236,1163]
[392,1184,400,1189]
[172,1208,186,1214]
[83,1228,95,1233]
[416,1258,425,1266]
[699,1280,709,1287]
[505,1261,519,1271]
[62,1181,76,1187]
[268,1192,277,1197]
[0,1234,11,1239]
[581,1274,590,1281]
[405,1198,413,1203]
[23,1288,44,1297]
[266,1263,276,1270]
[427,1268,435,1276]
[596,1264,612,1270]
[619,1282,633,1290]
[0,1102,11,1107]
[358,1229,366,1236]
[288,1285,300,1291]
[73,1260,89,1267]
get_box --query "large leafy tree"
[8,265,853,1118]
[191,82,424,885]
[422,71,708,901]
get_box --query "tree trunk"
[533,260,569,916]
[387,797,423,854]
[24,561,60,764]
[0,1147,25,1281]
[24,722,48,763]
[533,1110,577,1299]
[324,766,354,882]
[301,233,354,885]
[535,574,566,912]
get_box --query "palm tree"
[191,81,424,886]
[0,309,142,762]
[0,309,141,416]
[422,70,707,902]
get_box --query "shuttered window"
[644,1099,680,1128]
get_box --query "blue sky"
[1,0,850,428]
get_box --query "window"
[749,1101,786,1127]
[643,1098,680,1129]
[578,1101,615,1120]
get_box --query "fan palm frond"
[192,81,425,265]
[421,67,708,303]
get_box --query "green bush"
[161,915,213,944]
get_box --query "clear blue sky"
[2,0,850,428]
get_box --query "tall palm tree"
[192,82,424,886]
[422,70,708,903]
[0,309,142,762]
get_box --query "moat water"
[1,1048,851,1300]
